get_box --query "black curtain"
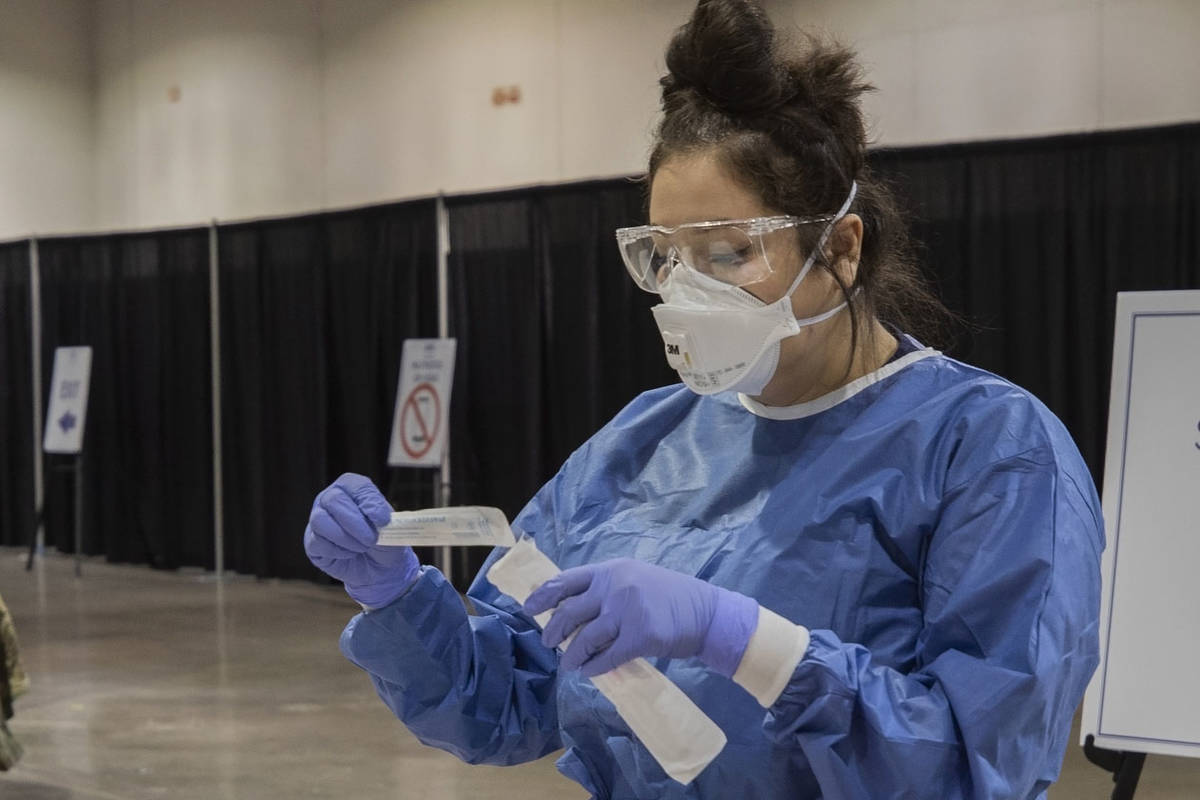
[0,242,34,548]
[444,124,1199,588]
[9,123,1196,584]
[36,230,213,567]
[218,201,438,579]
[446,181,675,584]
[874,122,1200,479]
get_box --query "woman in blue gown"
[304,2,1103,797]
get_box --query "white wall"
[93,0,324,232]
[321,0,690,208]
[2,0,1198,239]
[767,0,1200,147]
[91,0,692,229]
[0,0,93,240]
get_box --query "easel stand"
[26,454,85,578]
[1084,734,1146,800]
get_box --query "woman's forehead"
[648,153,773,227]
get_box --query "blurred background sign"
[42,346,92,455]
[389,338,456,468]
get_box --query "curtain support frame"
[30,237,44,559]
[209,219,224,579]
[436,193,453,587]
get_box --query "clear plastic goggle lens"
[620,226,767,292]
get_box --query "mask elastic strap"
[782,180,859,298]
[794,286,864,328]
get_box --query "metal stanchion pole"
[28,237,44,570]
[74,454,83,578]
[436,194,453,587]
[209,219,225,580]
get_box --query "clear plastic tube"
[487,536,727,785]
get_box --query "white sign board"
[43,346,93,454]
[1080,291,1200,759]
[388,338,456,467]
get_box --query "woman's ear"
[827,213,863,283]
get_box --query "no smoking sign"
[389,339,456,467]
[400,382,441,459]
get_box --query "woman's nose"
[656,249,682,287]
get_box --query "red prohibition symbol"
[400,382,441,459]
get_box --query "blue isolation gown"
[339,335,1103,799]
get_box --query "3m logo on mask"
[659,329,693,371]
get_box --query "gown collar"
[736,337,940,421]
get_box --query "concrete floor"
[1,548,1197,799]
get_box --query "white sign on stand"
[43,346,93,454]
[388,338,456,468]
[1080,290,1200,760]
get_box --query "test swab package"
[376,506,514,547]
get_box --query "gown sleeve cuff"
[731,605,811,708]
[358,566,426,613]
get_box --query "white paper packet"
[487,536,727,785]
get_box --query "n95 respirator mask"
[644,182,857,396]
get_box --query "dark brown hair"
[648,0,958,353]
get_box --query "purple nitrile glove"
[303,473,419,609]
[523,557,759,679]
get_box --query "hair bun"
[781,38,872,153]
[662,0,785,117]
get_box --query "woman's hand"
[524,558,759,678]
[304,473,418,608]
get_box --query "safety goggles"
[615,214,834,293]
